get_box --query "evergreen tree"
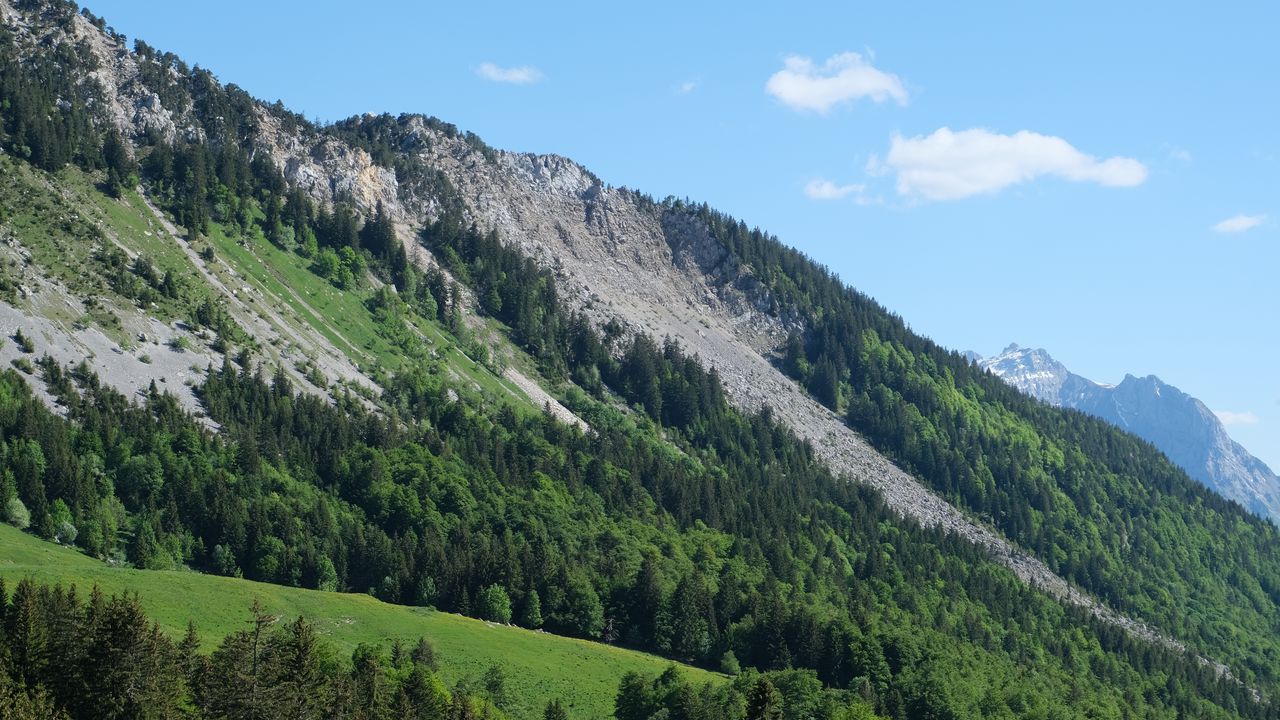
[543,698,568,720]
[101,129,136,198]
[520,589,543,629]
[4,579,46,688]
[614,672,654,720]
[411,636,438,671]
[263,616,330,719]
[201,599,278,720]
[350,643,388,720]
[745,677,782,720]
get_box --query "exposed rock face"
[981,344,1280,524]
[0,0,1239,679]
[405,132,1234,672]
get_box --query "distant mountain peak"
[980,345,1280,523]
[979,343,1079,406]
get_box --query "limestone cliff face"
[0,0,1231,676]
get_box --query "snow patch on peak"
[979,343,1280,524]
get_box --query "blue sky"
[85,1,1279,469]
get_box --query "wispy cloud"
[676,80,698,95]
[1215,410,1259,427]
[766,51,907,113]
[882,127,1147,201]
[1212,214,1265,234]
[804,178,865,200]
[477,62,543,85]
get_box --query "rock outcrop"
[982,344,1280,524]
[0,0,1243,681]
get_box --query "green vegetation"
[0,156,241,347]
[670,201,1280,690]
[0,572,877,720]
[0,578,519,720]
[0,525,718,719]
[0,295,1264,720]
[1,2,1279,717]
[613,669,886,720]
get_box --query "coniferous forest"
[1,577,876,720]
[1,1,1279,718]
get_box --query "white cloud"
[766,51,907,112]
[1168,147,1192,163]
[883,127,1148,201]
[677,80,698,95]
[477,62,543,85]
[1212,214,1265,234]
[804,178,865,200]
[1215,410,1259,426]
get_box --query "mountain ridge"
[979,343,1280,523]
[3,1,1280,710]
[6,0,1116,616]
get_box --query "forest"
[0,2,1278,717]
[664,200,1280,689]
[2,577,881,720]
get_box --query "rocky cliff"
[0,0,1240,679]
[981,344,1280,524]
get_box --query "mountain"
[980,344,1280,522]
[3,2,1280,717]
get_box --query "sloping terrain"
[981,343,1280,523]
[399,123,1236,669]
[1,2,1280,717]
[0,524,720,720]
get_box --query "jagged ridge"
[981,343,1280,523]
[1,0,1274,694]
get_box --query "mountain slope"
[981,344,1280,522]
[403,129,1205,654]
[389,119,1280,686]
[0,524,720,720]
[0,0,1121,639]
[1,2,1279,717]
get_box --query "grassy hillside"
[0,151,546,418]
[0,524,720,720]
[0,4,1273,717]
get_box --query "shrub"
[13,328,35,353]
[54,520,77,545]
[5,497,30,529]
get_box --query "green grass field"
[0,524,720,719]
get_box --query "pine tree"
[411,636,438,671]
[179,620,206,704]
[201,599,278,720]
[402,665,450,720]
[543,698,569,720]
[614,672,654,720]
[350,643,388,720]
[101,129,136,198]
[0,672,67,720]
[745,677,782,720]
[521,589,543,629]
[263,616,329,720]
[5,578,47,688]
[81,592,181,719]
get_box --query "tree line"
[1,4,1276,715]
[0,577,549,719]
